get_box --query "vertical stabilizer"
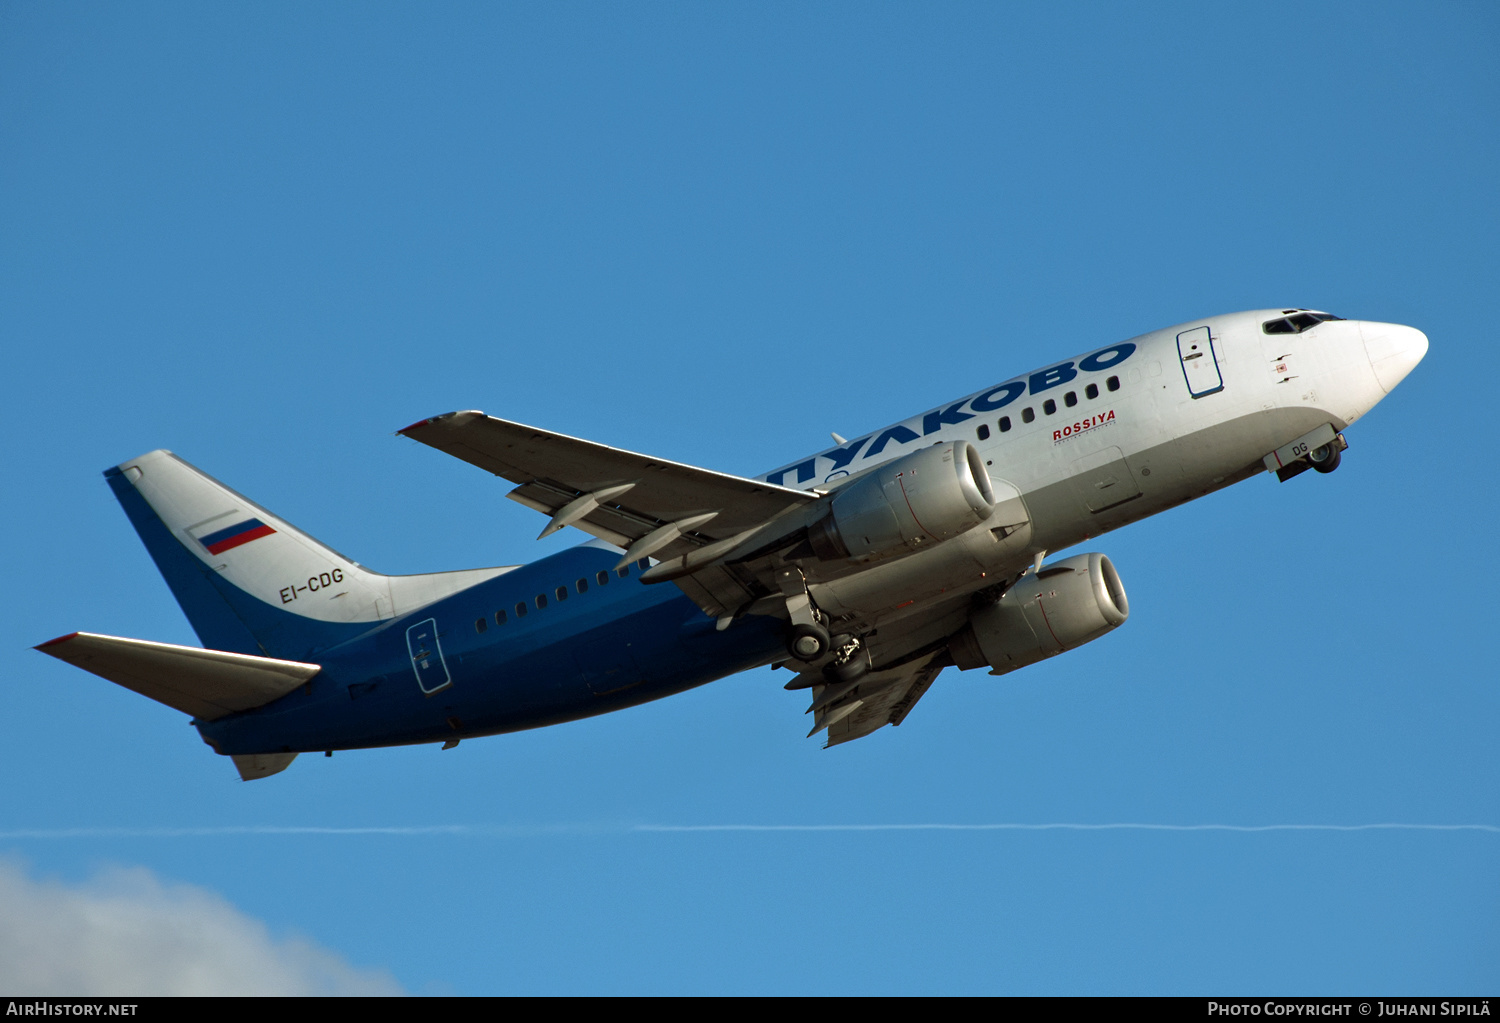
[106,450,515,660]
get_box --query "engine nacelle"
[807,441,996,561]
[949,552,1129,675]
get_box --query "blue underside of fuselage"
[195,546,788,755]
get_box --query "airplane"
[35,309,1427,780]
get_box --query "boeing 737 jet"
[36,309,1427,779]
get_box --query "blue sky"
[2,1,1496,995]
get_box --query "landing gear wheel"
[1309,443,1342,474]
[824,646,871,685]
[787,623,831,662]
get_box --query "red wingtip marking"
[36,632,80,649]
[399,418,432,435]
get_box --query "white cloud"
[0,859,403,996]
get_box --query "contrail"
[0,822,1495,839]
[0,825,609,839]
[632,823,1500,834]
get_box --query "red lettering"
[1054,408,1118,443]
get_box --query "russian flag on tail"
[198,518,276,555]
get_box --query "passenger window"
[515,602,528,619]
[576,578,588,594]
[1086,383,1099,400]
[555,586,568,601]
[1022,407,1035,424]
[596,570,609,586]
[1065,391,1077,407]
[495,609,507,625]
[1043,399,1057,415]
[535,593,547,609]
[475,617,487,634]
[638,559,650,571]
[617,567,629,578]
[976,424,990,441]
[999,416,1011,432]
[1107,376,1120,392]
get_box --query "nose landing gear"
[1309,442,1342,474]
[1273,432,1348,481]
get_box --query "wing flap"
[671,565,760,620]
[810,657,945,748]
[36,632,320,721]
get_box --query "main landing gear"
[787,622,830,661]
[823,635,871,684]
[785,625,871,684]
[777,566,872,684]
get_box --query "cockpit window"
[1262,311,1345,335]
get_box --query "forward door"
[1176,325,1224,398]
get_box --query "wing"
[404,412,979,746]
[795,653,946,748]
[400,411,819,616]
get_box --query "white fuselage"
[760,310,1427,638]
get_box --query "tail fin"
[106,450,515,660]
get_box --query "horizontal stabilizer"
[36,632,320,721]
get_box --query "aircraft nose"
[1362,322,1429,394]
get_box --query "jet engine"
[806,441,996,561]
[949,552,1128,675]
